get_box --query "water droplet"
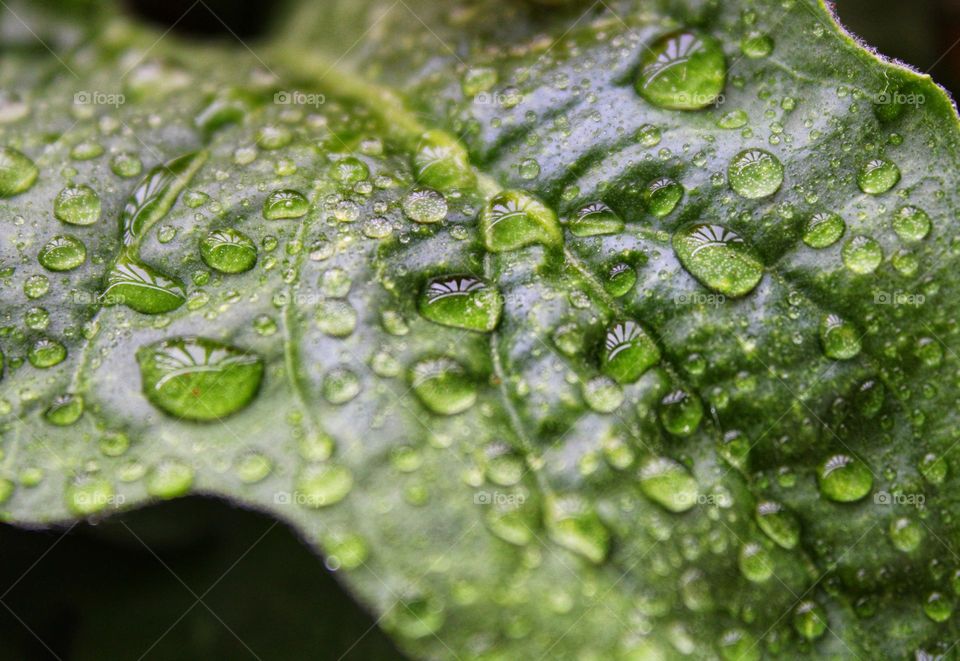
[263,189,309,219]
[295,464,353,508]
[402,188,447,224]
[659,389,703,436]
[147,458,194,498]
[600,320,660,384]
[552,323,583,356]
[137,336,264,420]
[892,205,931,242]
[483,443,524,486]
[102,258,186,314]
[638,456,698,512]
[642,177,683,217]
[728,149,783,199]
[418,275,502,332]
[755,500,799,549]
[855,379,885,418]
[0,147,38,197]
[802,211,844,249]
[819,314,861,360]
[793,601,827,640]
[738,542,772,582]
[24,274,50,299]
[462,66,498,96]
[99,432,129,457]
[740,32,773,58]
[236,451,272,483]
[414,130,475,191]
[857,158,900,194]
[66,474,114,515]
[673,223,763,297]
[38,235,86,271]
[924,592,953,623]
[568,202,623,237]
[920,452,948,485]
[44,394,83,426]
[518,158,540,180]
[28,337,67,368]
[200,228,257,273]
[256,125,292,150]
[545,495,610,563]
[410,357,476,415]
[110,152,142,178]
[718,629,760,661]
[717,109,748,129]
[480,190,561,252]
[582,376,624,413]
[54,184,101,225]
[316,300,357,337]
[603,262,636,298]
[889,516,923,552]
[818,453,873,502]
[25,306,49,330]
[329,157,369,185]
[322,366,361,404]
[70,141,103,160]
[841,235,882,274]
[635,31,726,110]
[324,531,368,570]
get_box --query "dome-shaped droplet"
[635,31,726,110]
[483,485,538,546]
[418,275,502,332]
[66,474,114,515]
[673,223,763,297]
[600,320,660,384]
[545,494,610,564]
[755,500,800,549]
[0,147,38,197]
[200,228,257,273]
[102,258,186,314]
[410,357,476,415]
[889,516,923,553]
[642,177,683,217]
[793,601,827,640]
[740,32,773,58]
[295,464,354,508]
[480,190,562,252]
[402,188,447,224]
[483,443,524,487]
[54,184,101,225]
[892,205,931,242]
[924,592,953,623]
[818,453,873,502]
[38,235,86,271]
[568,202,623,237]
[413,130,475,191]
[44,394,84,426]
[857,158,899,194]
[802,212,845,248]
[728,149,783,199]
[581,376,624,413]
[738,542,772,582]
[603,262,636,298]
[147,459,194,498]
[137,336,264,421]
[841,235,882,274]
[28,337,67,368]
[638,456,698,512]
[659,389,703,436]
[819,314,861,360]
[717,629,760,661]
[110,152,142,178]
[263,189,309,219]
[322,366,361,404]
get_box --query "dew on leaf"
[38,235,86,271]
[54,183,101,225]
[568,202,623,237]
[480,190,562,252]
[325,531,369,570]
[256,125,292,150]
[147,459,194,499]
[66,474,114,515]
[236,451,272,484]
[0,147,38,197]
[638,456,698,512]
[603,263,636,298]
[728,148,783,199]
[755,500,800,549]
[802,212,845,248]
[673,223,763,297]
[659,389,703,436]
[24,274,50,299]
[28,338,67,368]
[892,205,931,242]
[263,189,309,219]
[718,628,760,661]
[819,314,861,360]
[738,542,772,582]
[322,366,361,404]
[200,228,257,273]
[636,123,662,146]
[418,275,502,332]
[889,516,923,552]
[841,235,882,274]
[483,486,537,546]
[581,376,624,413]
[924,592,953,623]
[483,443,524,486]
[717,109,748,129]
[102,258,186,314]
[402,188,447,224]
[793,601,827,640]
[329,157,369,184]
[136,336,264,421]
[740,32,773,58]
[410,357,476,415]
[295,464,354,508]
[414,130,475,191]
[635,31,726,110]
[316,299,358,337]
[642,177,683,217]
[818,453,873,502]
[545,495,610,563]
[857,158,900,194]
[43,394,84,426]
[110,152,143,178]
[99,432,130,457]
[600,320,660,384]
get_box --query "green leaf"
[2,0,960,657]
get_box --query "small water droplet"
[545,494,610,563]
[414,130,475,191]
[200,228,257,273]
[603,262,636,298]
[322,366,361,404]
[740,32,773,58]
[892,205,931,242]
[66,474,114,515]
[857,158,900,194]
[738,542,772,582]
[54,184,101,225]
[263,189,309,219]
[818,453,872,502]
[755,500,800,549]
[819,314,861,360]
[410,357,476,415]
[802,211,845,248]
[147,458,194,498]
[44,394,84,426]
[568,202,623,237]
[38,235,86,271]
[659,389,703,436]
[728,149,783,199]
[295,463,353,508]
[643,177,684,217]
[793,601,827,640]
[638,456,698,512]
[841,235,882,274]
[581,376,624,413]
[402,188,447,224]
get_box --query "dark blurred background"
[3,0,960,659]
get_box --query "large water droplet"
[28,337,67,368]
[793,601,827,640]
[603,262,636,298]
[581,376,624,413]
[137,336,264,421]
[642,177,683,217]
[638,456,698,512]
[263,189,309,220]
[818,453,873,502]
[147,459,194,498]
[200,228,257,273]
[841,235,882,274]
[635,31,726,110]
[545,495,610,563]
[402,188,447,224]
[819,314,861,360]
[54,183,101,225]
[44,394,84,426]
[755,500,799,549]
[924,592,953,622]
[119,151,206,246]
[892,205,931,242]
[802,212,845,248]
[414,130,475,191]
[857,158,899,194]
[480,190,562,252]
[568,202,623,237]
[889,516,923,553]
[0,147,38,197]
[102,258,186,314]
[38,235,86,271]
[295,464,353,508]
[728,149,783,199]
[673,223,763,297]
[659,389,703,436]
[738,542,772,582]
[410,357,476,415]
[600,320,660,384]
[418,275,503,332]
